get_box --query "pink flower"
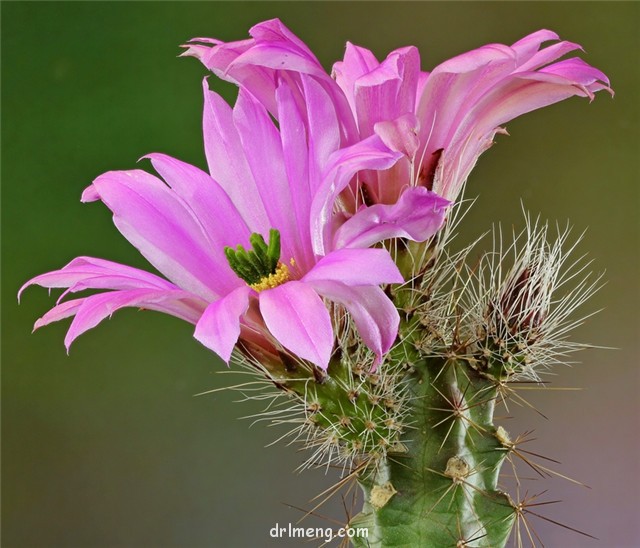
[184,20,612,205]
[20,76,416,370]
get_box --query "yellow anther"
[250,263,290,292]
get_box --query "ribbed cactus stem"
[349,355,516,547]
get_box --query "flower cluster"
[21,19,610,374]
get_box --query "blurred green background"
[2,2,638,546]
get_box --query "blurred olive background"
[2,2,638,547]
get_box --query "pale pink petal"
[308,281,399,369]
[82,169,230,300]
[259,281,333,369]
[194,286,252,363]
[302,248,402,286]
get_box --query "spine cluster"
[229,214,599,547]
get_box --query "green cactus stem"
[349,355,517,547]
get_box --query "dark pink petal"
[310,135,403,255]
[194,285,252,363]
[333,187,449,249]
[202,80,270,234]
[308,281,399,369]
[259,281,333,369]
[302,248,402,286]
[82,169,228,300]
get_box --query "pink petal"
[301,75,341,194]
[332,42,379,115]
[144,153,251,246]
[510,29,560,62]
[194,286,252,363]
[333,187,449,249]
[83,169,228,300]
[34,299,84,330]
[537,57,611,88]
[19,256,175,302]
[202,79,270,234]
[353,46,421,138]
[186,19,356,143]
[436,63,611,200]
[259,281,333,369]
[276,80,315,272]
[374,113,420,158]
[302,248,403,286]
[310,135,403,255]
[516,40,583,72]
[42,289,205,351]
[233,88,301,262]
[308,281,399,369]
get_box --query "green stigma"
[225,229,282,286]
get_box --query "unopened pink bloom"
[184,20,612,204]
[21,76,410,370]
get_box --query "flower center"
[225,229,290,292]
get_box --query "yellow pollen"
[250,263,290,292]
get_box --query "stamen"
[250,263,291,292]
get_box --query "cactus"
[226,214,600,547]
